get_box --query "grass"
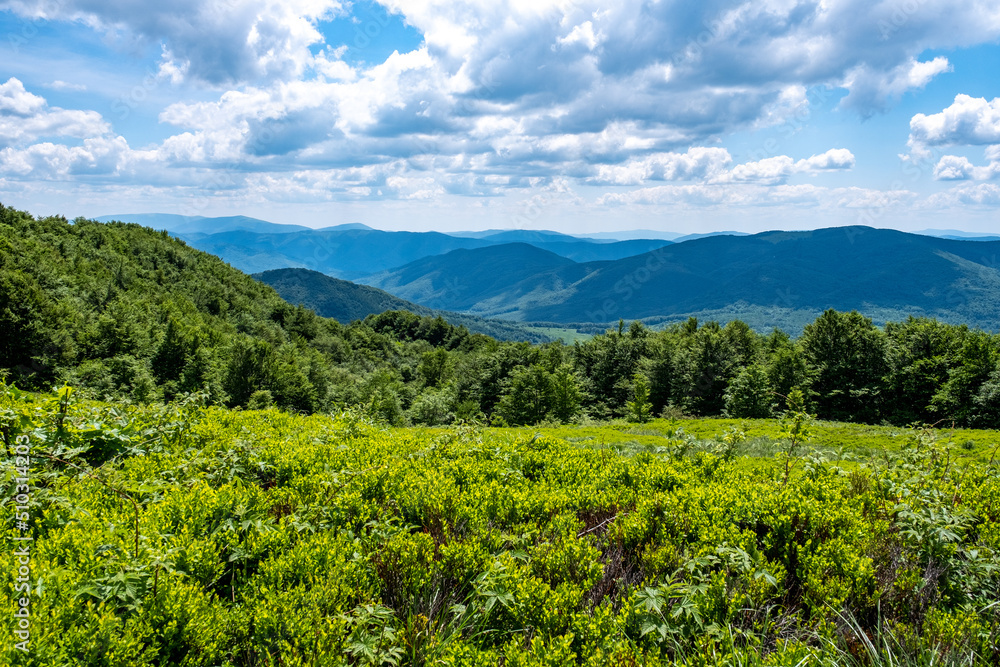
[522,326,594,344]
[475,417,1000,466]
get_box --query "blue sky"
[1,0,999,234]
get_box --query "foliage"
[3,207,1000,430]
[626,371,653,423]
[2,384,999,665]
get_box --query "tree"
[672,321,735,416]
[418,348,451,388]
[930,330,998,425]
[409,386,455,426]
[496,364,553,425]
[800,309,887,423]
[626,372,653,423]
[883,317,960,425]
[549,364,584,424]
[970,364,1000,428]
[223,338,278,408]
[573,320,649,416]
[724,364,775,418]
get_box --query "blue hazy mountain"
[101,216,674,279]
[362,227,1000,332]
[253,268,552,342]
[96,213,312,235]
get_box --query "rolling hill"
[253,268,553,342]
[96,213,313,235]
[138,225,671,279]
[361,226,1000,332]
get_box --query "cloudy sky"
[1,0,999,234]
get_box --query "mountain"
[253,268,552,342]
[362,243,586,315]
[179,228,495,279]
[97,213,311,235]
[446,229,588,241]
[362,227,1000,332]
[477,230,599,244]
[918,228,1000,241]
[576,230,683,241]
[671,231,751,243]
[2,204,557,414]
[173,227,672,279]
[314,222,376,231]
[529,239,673,262]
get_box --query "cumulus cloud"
[840,57,952,116]
[933,151,1000,181]
[0,78,110,148]
[597,183,917,212]
[3,0,346,86]
[926,183,1000,207]
[909,95,1000,151]
[0,136,131,179]
[586,148,733,185]
[721,149,855,185]
[4,1,1000,217]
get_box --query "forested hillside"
[253,268,552,342]
[364,227,1000,331]
[2,206,999,428]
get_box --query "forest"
[2,205,998,430]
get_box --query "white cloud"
[840,57,952,115]
[0,78,110,148]
[933,150,1000,181]
[558,21,601,51]
[597,183,915,210]
[720,148,855,185]
[0,136,131,178]
[4,0,346,86]
[586,148,733,185]
[926,183,1000,207]
[0,78,46,116]
[5,1,1000,223]
[934,155,978,181]
[909,95,1000,153]
[49,80,88,92]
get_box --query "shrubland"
[2,384,999,665]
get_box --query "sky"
[0,0,999,235]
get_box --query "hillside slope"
[0,205,519,413]
[180,228,495,279]
[363,227,1000,331]
[254,268,551,342]
[362,243,590,314]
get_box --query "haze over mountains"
[99,213,675,279]
[101,213,1000,333]
[364,227,1000,332]
[253,268,553,343]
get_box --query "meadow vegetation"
[1,384,998,665]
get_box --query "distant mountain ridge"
[361,226,1000,332]
[96,213,313,235]
[95,214,1000,332]
[99,214,675,279]
[254,268,553,342]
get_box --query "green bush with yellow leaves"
[2,382,999,665]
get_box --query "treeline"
[2,205,998,428]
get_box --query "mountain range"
[252,268,553,342]
[98,213,1000,332]
[98,213,674,279]
[362,227,1000,332]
